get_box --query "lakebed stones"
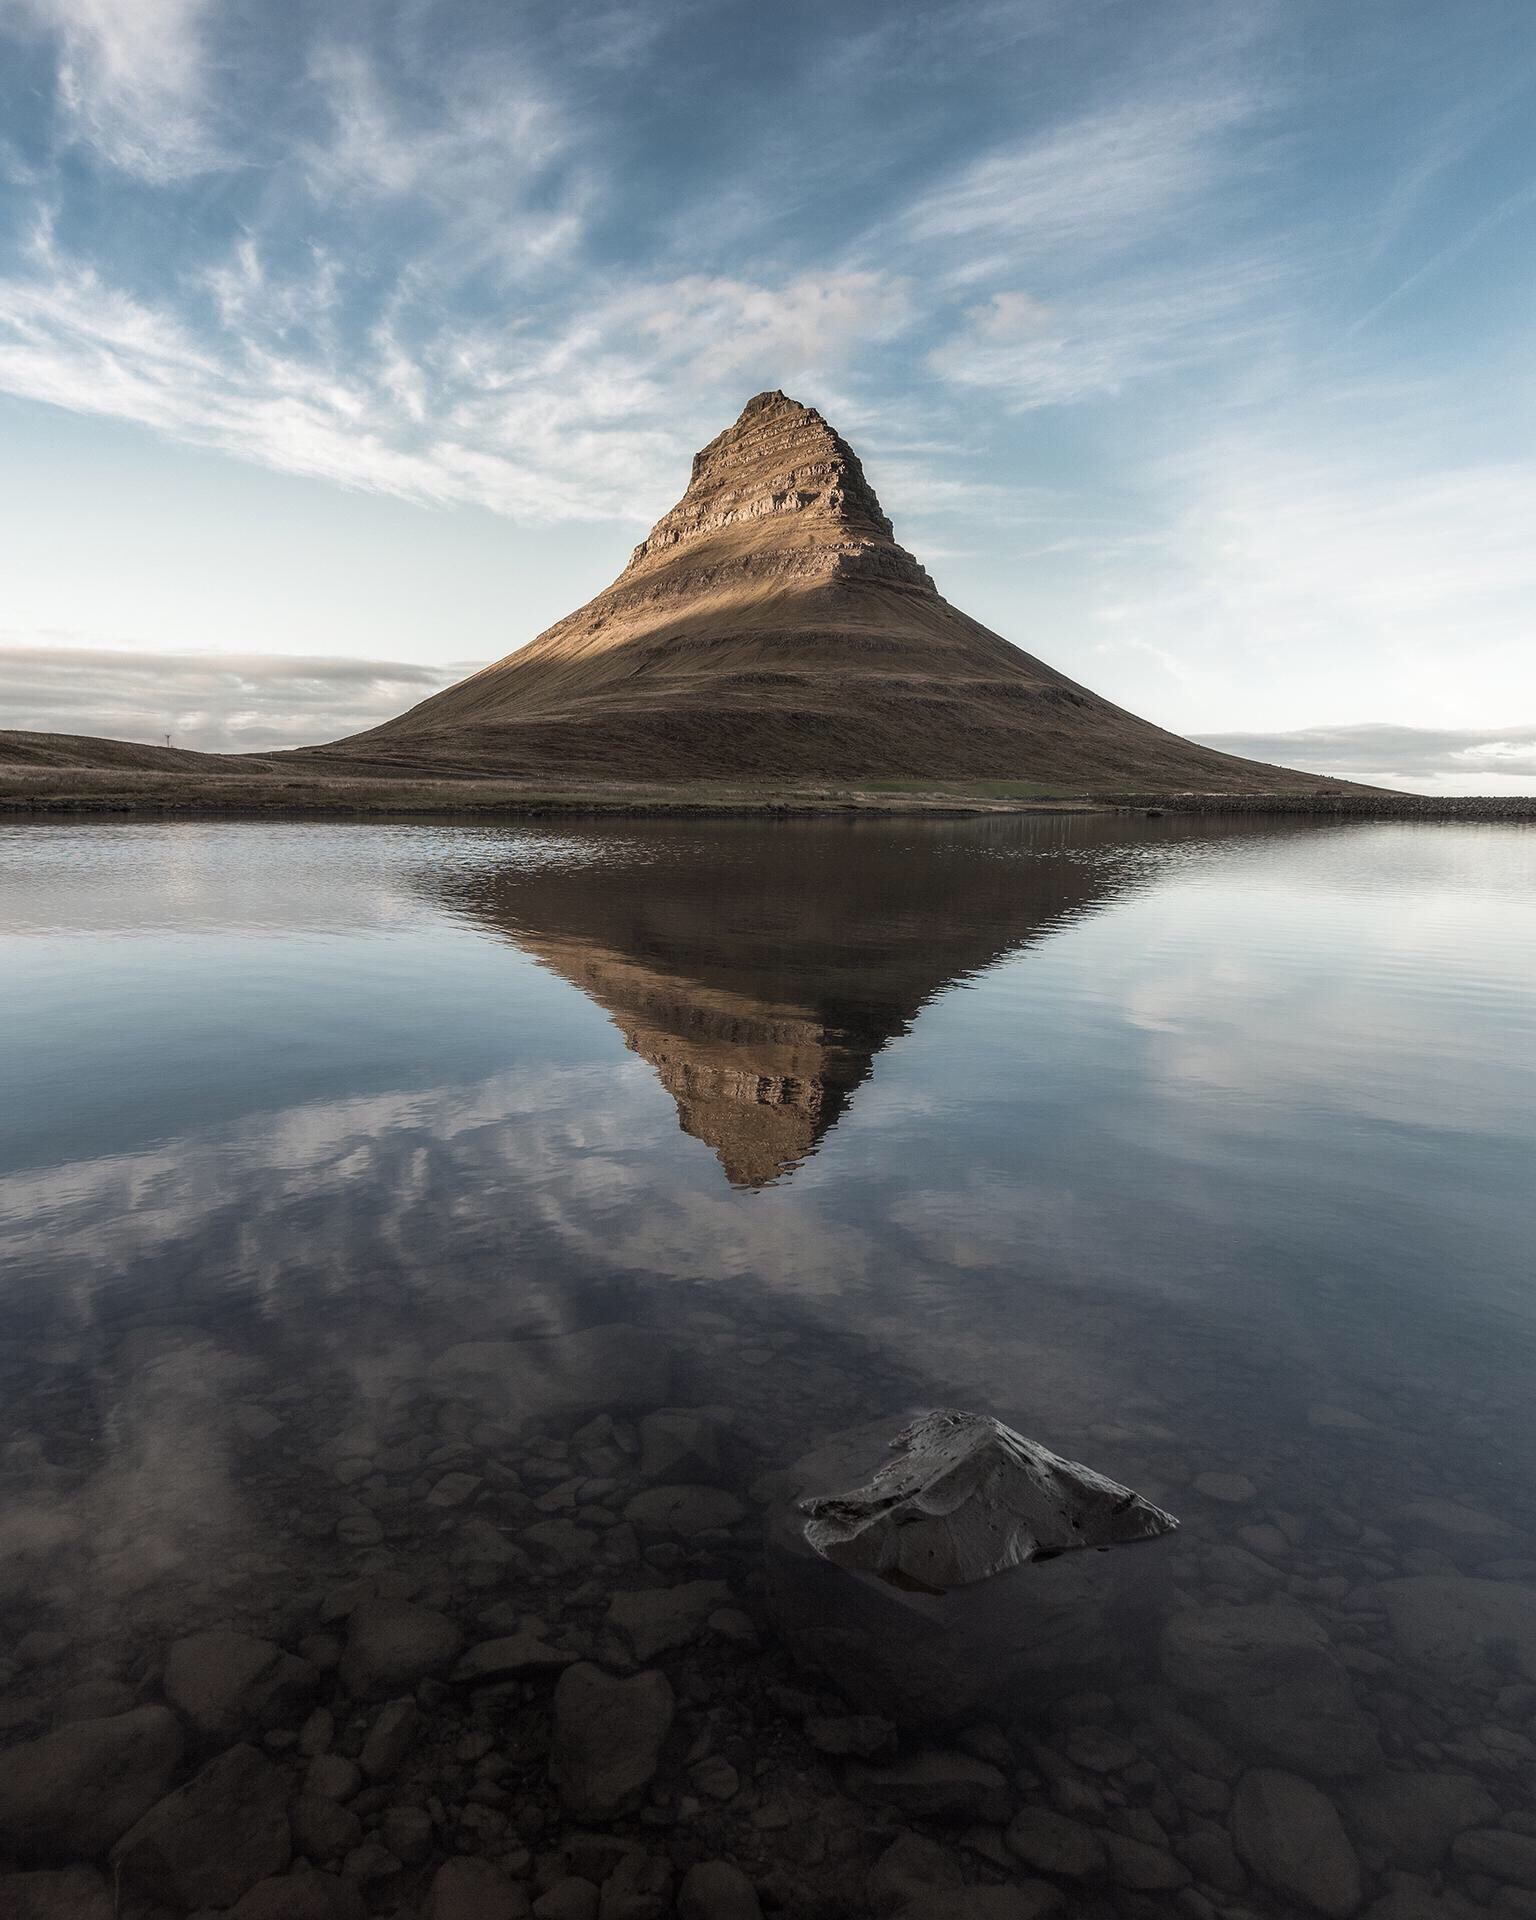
[1380,1577,1536,1685]
[229,1871,365,1920]
[1452,1829,1536,1888]
[606,1580,732,1660]
[1231,1768,1364,1917]
[767,1419,1174,1726]
[898,1888,1063,1920]
[0,1704,183,1860]
[1005,1805,1107,1878]
[112,1743,292,1910]
[550,1663,674,1819]
[1341,1772,1499,1868]
[638,1407,733,1484]
[1161,1599,1380,1778]
[1194,1471,1258,1505]
[624,1485,745,1538]
[799,1409,1177,1592]
[163,1628,318,1741]
[677,1860,763,1920]
[0,1868,114,1920]
[359,1697,418,1779]
[426,1324,669,1429]
[339,1599,463,1697]
[1396,1499,1517,1561]
[845,1749,1011,1824]
[426,1857,532,1918]
[451,1633,579,1685]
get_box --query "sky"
[1,0,1534,793]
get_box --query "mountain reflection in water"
[425,817,1138,1188]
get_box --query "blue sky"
[1,0,1534,791]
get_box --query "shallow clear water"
[0,815,1533,1918]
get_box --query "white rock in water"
[800,1409,1178,1592]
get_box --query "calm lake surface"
[1,814,1533,1919]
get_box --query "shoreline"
[1,772,1532,823]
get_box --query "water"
[0,814,1533,1916]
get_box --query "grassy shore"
[1,762,1532,821]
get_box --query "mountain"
[421,816,1149,1187]
[315,391,1332,791]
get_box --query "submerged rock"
[1161,1601,1380,1779]
[767,1418,1177,1726]
[1231,1769,1363,1917]
[549,1663,674,1819]
[112,1743,292,1910]
[800,1409,1177,1593]
[0,1705,184,1861]
[163,1628,318,1742]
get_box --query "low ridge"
[314,391,1332,791]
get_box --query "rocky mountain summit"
[317,392,1332,790]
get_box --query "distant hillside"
[0,730,271,774]
[309,390,1336,793]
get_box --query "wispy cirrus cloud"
[903,87,1258,280]
[0,206,912,521]
[3,0,217,179]
[928,251,1295,408]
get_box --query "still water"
[0,815,1533,1919]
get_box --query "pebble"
[1453,1831,1536,1889]
[359,1696,419,1779]
[0,1705,183,1860]
[677,1860,763,1920]
[1341,1771,1498,1867]
[0,1867,114,1920]
[846,1750,1010,1825]
[1102,1831,1191,1891]
[338,1600,463,1698]
[804,1713,896,1758]
[451,1633,579,1684]
[112,1744,293,1912]
[305,1753,362,1801]
[623,1485,746,1537]
[689,1755,740,1800]
[1065,1725,1138,1773]
[297,1706,335,1756]
[533,1880,600,1920]
[1006,1805,1107,1877]
[428,1471,483,1508]
[549,1663,675,1819]
[1195,1472,1258,1504]
[1231,1767,1363,1917]
[606,1581,732,1661]
[291,1793,362,1862]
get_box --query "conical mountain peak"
[330,393,1337,795]
[621,389,935,593]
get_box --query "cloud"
[928,252,1294,408]
[1082,386,1536,739]
[0,641,461,750]
[0,209,912,521]
[1195,723,1536,797]
[4,0,216,178]
[903,88,1257,281]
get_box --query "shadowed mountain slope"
[426,817,1148,1187]
[317,391,1334,790]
